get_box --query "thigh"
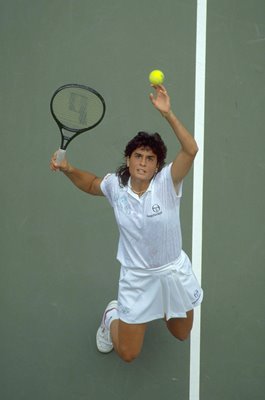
[111,319,148,362]
[118,320,147,351]
[166,309,194,341]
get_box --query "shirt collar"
[127,176,154,199]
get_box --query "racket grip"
[56,149,66,165]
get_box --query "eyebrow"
[134,152,155,159]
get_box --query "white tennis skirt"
[117,250,203,324]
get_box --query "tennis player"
[50,85,203,363]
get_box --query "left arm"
[149,85,198,185]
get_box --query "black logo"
[152,204,160,213]
[147,204,162,218]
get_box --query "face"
[127,147,158,183]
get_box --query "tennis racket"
[50,83,106,164]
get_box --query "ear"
[126,157,130,167]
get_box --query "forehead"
[132,146,156,156]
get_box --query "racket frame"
[50,83,106,150]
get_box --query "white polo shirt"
[100,163,183,269]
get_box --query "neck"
[129,180,149,196]
[130,187,146,196]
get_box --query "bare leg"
[166,310,194,341]
[110,319,147,363]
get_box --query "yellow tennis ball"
[149,69,165,85]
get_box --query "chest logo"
[152,204,161,213]
[147,204,162,218]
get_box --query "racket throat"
[60,132,71,150]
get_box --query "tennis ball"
[149,69,165,85]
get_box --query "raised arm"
[50,153,104,196]
[149,85,198,185]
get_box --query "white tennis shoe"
[96,300,118,353]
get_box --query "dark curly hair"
[116,131,167,186]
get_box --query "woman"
[50,85,203,363]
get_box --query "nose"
[140,157,146,166]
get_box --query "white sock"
[104,307,119,330]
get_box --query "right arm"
[50,153,104,196]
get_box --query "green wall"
[1,1,264,399]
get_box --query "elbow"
[189,143,199,159]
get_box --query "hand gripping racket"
[50,83,106,164]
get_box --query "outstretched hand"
[149,85,171,117]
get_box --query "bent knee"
[120,353,138,363]
[118,346,141,363]
[167,324,192,341]
[173,332,191,341]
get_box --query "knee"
[174,332,190,341]
[167,313,193,341]
[120,353,138,363]
[167,325,191,341]
[118,346,141,363]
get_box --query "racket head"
[50,83,106,149]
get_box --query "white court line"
[189,1,207,400]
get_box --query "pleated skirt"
[118,250,203,323]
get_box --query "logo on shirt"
[152,204,160,213]
[147,204,162,217]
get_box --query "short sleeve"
[100,173,118,207]
[159,163,183,198]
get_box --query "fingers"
[149,84,171,117]
[149,92,155,104]
[151,83,166,90]
[150,84,168,97]
[50,151,70,173]
[50,152,59,171]
[149,84,169,103]
[158,85,168,96]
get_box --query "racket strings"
[52,87,104,131]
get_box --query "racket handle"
[56,149,66,165]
